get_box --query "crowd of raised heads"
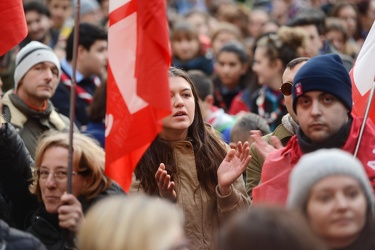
[1,0,375,249]
[164,0,372,136]
[1,0,373,135]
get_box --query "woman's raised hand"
[155,163,177,202]
[217,141,251,196]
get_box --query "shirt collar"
[60,59,84,83]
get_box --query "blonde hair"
[211,22,243,43]
[77,195,185,250]
[30,132,111,201]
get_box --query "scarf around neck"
[297,116,352,154]
[9,93,53,120]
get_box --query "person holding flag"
[131,67,251,250]
[27,132,124,250]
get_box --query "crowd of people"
[0,0,375,249]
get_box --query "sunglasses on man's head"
[280,81,292,96]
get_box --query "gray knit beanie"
[14,41,61,90]
[287,149,374,213]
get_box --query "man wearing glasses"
[252,54,375,204]
[245,57,308,198]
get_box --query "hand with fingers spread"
[250,130,283,160]
[155,163,177,202]
[58,192,84,233]
[217,141,251,196]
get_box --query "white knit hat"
[14,41,61,89]
[287,148,374,213]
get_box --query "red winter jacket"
[252,115,375,205]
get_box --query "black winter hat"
[292,54,352,113]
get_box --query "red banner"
[105,0,171,192]
[0,0,27,56]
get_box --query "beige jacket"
[130,140,251,250]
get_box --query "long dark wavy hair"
[134,67,228,197]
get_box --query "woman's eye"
[40,170,49,176]
[316,193,331,202]
[346,189,359,198]
[56,171,68,177]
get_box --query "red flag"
[0,0,27,56]
[350,21,375,123]
[105,0,171,192]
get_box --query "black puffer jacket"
[26,209,74,250]
[27,183,125,250]
[0,219,46,250]
[0,122,39,230]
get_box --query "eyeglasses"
[280,81,292,96]
[36,169,78,182]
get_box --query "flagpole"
[67,0,80,194]
[354,81,375,157]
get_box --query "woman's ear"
[273,59,283,73]
[241,63,249,75]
